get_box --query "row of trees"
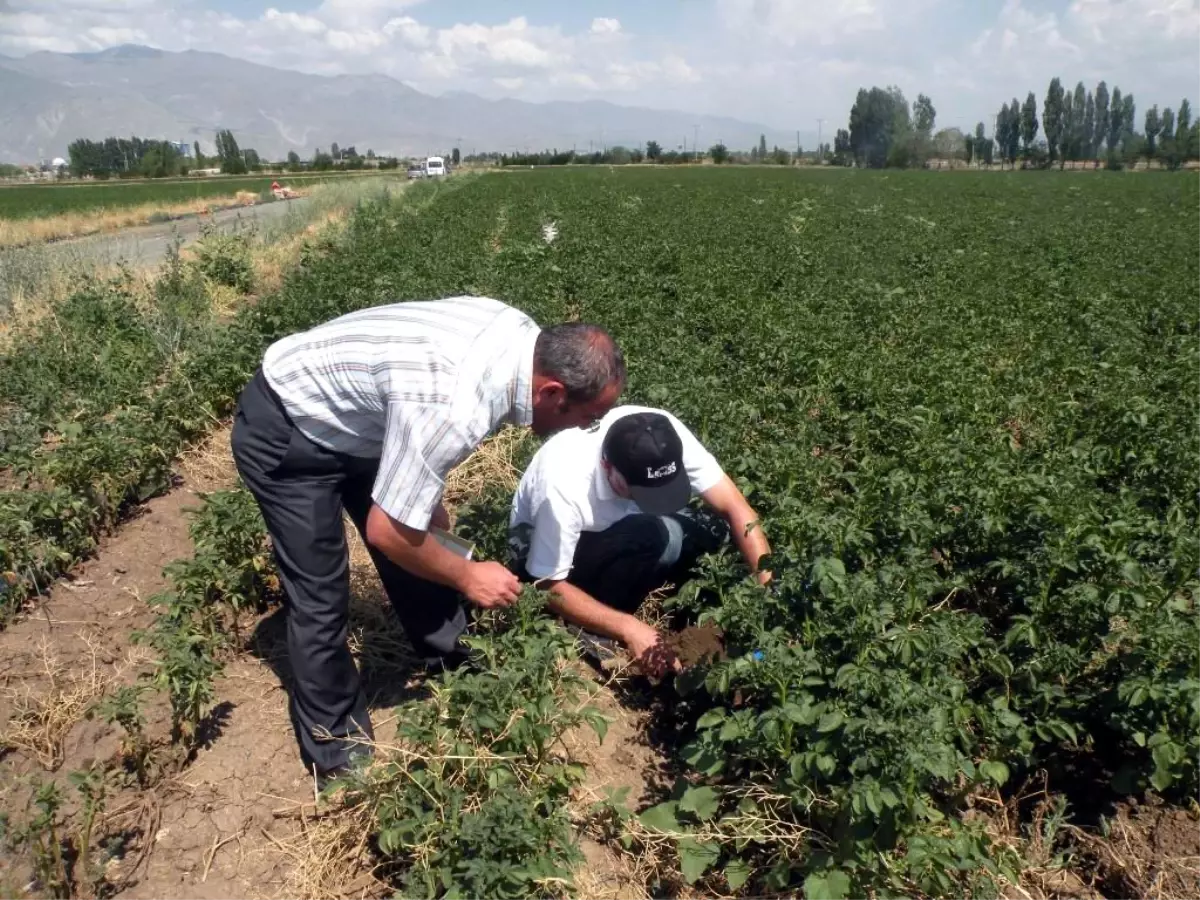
[837,80,1198,170]
[988,81,1195,169]
[64,130,265,178]
[60,128,431,178]
[66,136,190,179]
[285,143,436,171]
[496,136,811,168]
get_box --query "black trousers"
[511,509,730,614]
[231,368,466,774]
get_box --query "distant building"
[169,141,192,157]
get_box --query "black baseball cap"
[602,412,691,515]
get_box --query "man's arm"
[365,503,519,608]
[699,475,772,584]
[544,580,675,675]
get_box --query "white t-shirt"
[510,405,725,580]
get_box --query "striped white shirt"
[263,296,540,530]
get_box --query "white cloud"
[432,17,566,70]
[719,0,883,46]
[590,17,622,35]
[86,25,146,44]
[1071,0,1200,42]
[263,9,326,37]
[326,29,387,53]
[383,16,431,48]
[314,0,427,29]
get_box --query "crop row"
[0,179,441,618]
[305,167,1195,896]
[1,168,1195,897]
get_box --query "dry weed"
[0,635,153,769]
[0,195,260,250]
[443,425,527,509]
[251,208,349,295]
[276,797,387,900]
[344,525,420,681]
[177,422,239,492]
[0,263,153,351]
[1064,801,1200,900]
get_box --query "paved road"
[3,196,312,274]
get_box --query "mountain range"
[0,44,802,164]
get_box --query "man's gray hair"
[534,323,626,402]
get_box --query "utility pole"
[692,124,699,156]
[816,118,825,162]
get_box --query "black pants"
[231,368,466,774]
[511,509,729,614]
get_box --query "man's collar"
[511,323,539,427]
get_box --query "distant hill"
[0,45,801,163]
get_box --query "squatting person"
[508,406,770,672]
[231,297,625,780]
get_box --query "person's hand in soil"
[624,620,680,677]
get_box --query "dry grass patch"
[443,425,527,509]
[177,421,239,492]
[250,207,352,295]
[0,636,153,769]
[0,263,156,351]
[0,195,260,250]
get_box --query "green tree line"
[65,129,265,178]
[66,136,190,179]
[837,79,1197,170]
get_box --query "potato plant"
[332,590,607,899]
[0,168,1195,896]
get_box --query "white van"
[425,156,446,177]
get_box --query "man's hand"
[460,561,521,609]
[623,620,680,678]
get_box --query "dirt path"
[2,197,310,275]
[0,441,312,898]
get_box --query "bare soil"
[0,462,313,898]
[1074,797,1200,900]
[666,624,726,668]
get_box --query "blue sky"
[2,1,1197,136]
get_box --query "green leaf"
[679,785,721,820]
[1149,767,1174,792]
[789,754,805,782]
[979,760,1010,786]
[696,709,726,729]
[816,710,845,733]
[724,859,752,891]
[678,839,720,884]
[682,741,726,775]
[585,710,609,744]
[803,869,852,900]
[638,801,680,833]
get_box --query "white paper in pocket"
[430,527,475,560]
